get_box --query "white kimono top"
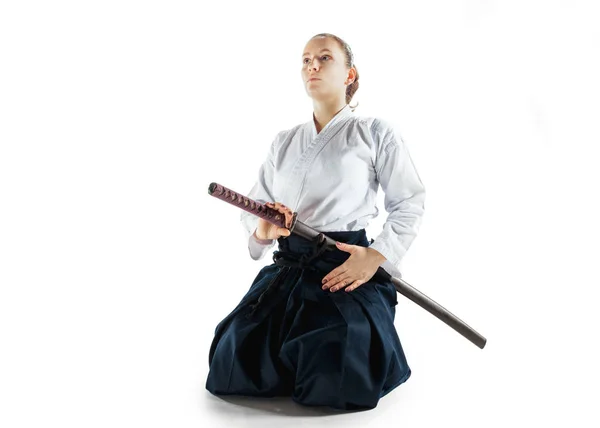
[240,104,426,279]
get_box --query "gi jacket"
[241,104,426,279]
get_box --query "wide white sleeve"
[240,132,282,260]
[368,120,426,278]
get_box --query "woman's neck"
[312,101,347,134]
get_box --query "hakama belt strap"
[272,232,330,270]
[245,233,330,319]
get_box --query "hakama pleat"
[206,229,411,411]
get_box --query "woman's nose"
[306,58,320,70]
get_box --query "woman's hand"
[321,242,387,292]
[254,202,294,240]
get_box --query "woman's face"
[301,37,354,102]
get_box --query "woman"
[206,33,426,411]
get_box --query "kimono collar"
[310,104,354,139]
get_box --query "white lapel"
[288,105,354,211]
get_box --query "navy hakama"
[205,229,411,411]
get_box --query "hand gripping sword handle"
[208,182,288,229]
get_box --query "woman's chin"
[305,89,331,102]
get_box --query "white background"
[1,0,599,426]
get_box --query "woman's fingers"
[267,202,293,228]
[283,208,293,228]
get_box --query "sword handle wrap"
[208,182,287,229]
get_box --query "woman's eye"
[303,55,331,64]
